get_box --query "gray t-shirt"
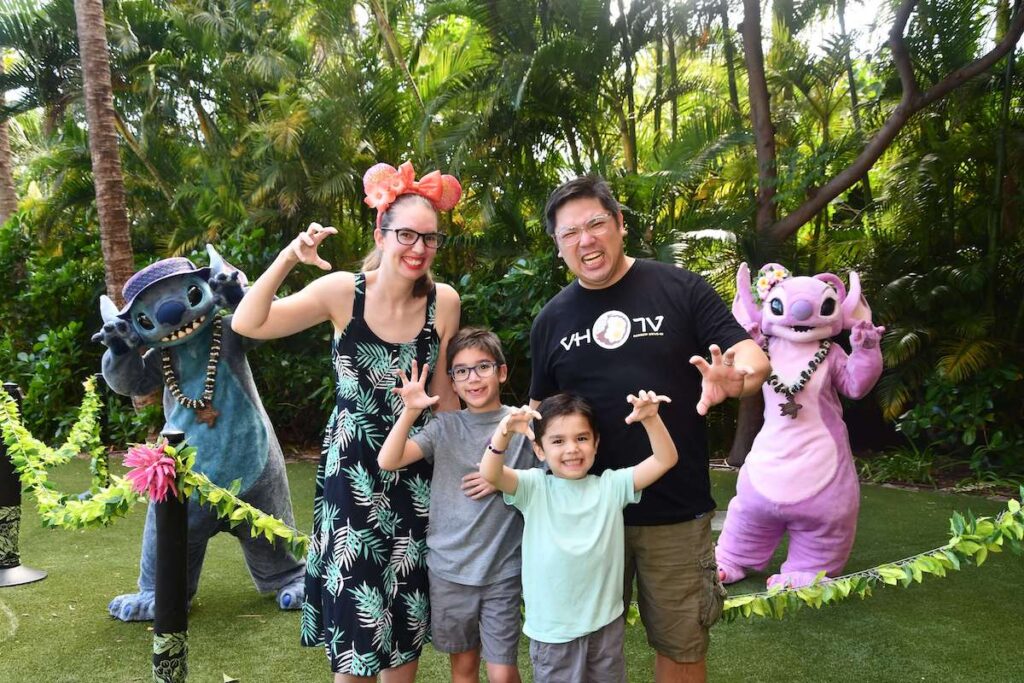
[412,405,536,585]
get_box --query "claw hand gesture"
[625,390,672,424]
[290,222,338,270]
[497,405,543,441]
[689,344,752,416]
[392,360,439,411]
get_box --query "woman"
[233,162,462,681]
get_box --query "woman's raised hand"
[624,390,672,424]
[289,222,338,270]
[392,360,440,411]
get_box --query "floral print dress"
[301,272,437,675]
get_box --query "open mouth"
[581,252,603,266]
[162,315,206,343]
[791,325,811,333]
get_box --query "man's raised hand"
[689,344,753,416]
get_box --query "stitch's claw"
[108,590,157,622]
[94,318,142,355]
[210,270,246,309]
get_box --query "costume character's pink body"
[716,263,884,588]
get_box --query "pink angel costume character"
[715,263,884,589]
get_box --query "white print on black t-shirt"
[559,310,665,351]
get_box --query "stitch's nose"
[156,300,186,326]
[791,299,813,321]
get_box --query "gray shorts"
[428,570,522,665]
[528,615,626,683]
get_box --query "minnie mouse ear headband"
[363,161,462,228]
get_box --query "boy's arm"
[480,406,540,495]
[624,390,679,491]
[377,406,426,470]
[377,359,436,470]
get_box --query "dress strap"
[415,284,437,362]
[352,272,367,319]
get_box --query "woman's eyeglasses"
[381,227,448,249]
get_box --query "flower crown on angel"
[363,161,463,228]
[754,264,792,304]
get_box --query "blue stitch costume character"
[94,245,305,621]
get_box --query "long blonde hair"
[361,194,436,298]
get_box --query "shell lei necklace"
[161,313,222,427]
[762,339,831,419]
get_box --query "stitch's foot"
[717,561,747,585]
[276,578,304,610]
[767,571,822,590]
[108,591,156,622]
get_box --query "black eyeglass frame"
[448,361,500,382]
[380,227,448,249]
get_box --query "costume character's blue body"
[95,245,305,621]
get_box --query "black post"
[152,429,188,682]
[0,382,47,588]
[92,373,110,488]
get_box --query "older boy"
[379,328,533,683]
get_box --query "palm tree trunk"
[720,0,742,123]
[667,5,679,142]
[740,0,779,232]
[0,65,18,223]
[616,0,638,172]
[74,0,134,307]
[366,0,424,114]
[837,0,873,207]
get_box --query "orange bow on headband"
[363,161,462,227]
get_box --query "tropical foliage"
[0,0,1020,479]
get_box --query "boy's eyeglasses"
[449,361,499,382]
[555,213,614,246]
[381,227,448,249]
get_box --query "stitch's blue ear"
[99,294,120,324]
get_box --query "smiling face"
[532,412,599,480]
[124,274,216,348]
[552,197,630,290]
[761,276,842,342]
[449,346,507,412]
[375,196,440,281]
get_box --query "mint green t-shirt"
[505,467,640,643]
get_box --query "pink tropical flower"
[363,185,397,210]
[123,443,179,502]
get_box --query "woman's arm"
[232,224,351,340]
[427,283,462,412]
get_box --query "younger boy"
[378,327,534,683]
[480,391,678,683]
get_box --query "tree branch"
[764,0,1024,242]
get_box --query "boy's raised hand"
[392,360,440,411]
[497,405,543,441]
[625,389,672,424]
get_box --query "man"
[529,176,770,682]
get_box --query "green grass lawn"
[2,459,1021,682]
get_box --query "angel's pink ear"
[815,272,846,300]
[732,262,761,327]
[842,271,872,328]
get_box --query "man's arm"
[727,338,770,397]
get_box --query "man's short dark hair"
[446,327,506,370]
[543,175,621,236]
[534,393,598,442]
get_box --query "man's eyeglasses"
[449,361,499,382]
[381,227,448,249]
[554,213,614,246]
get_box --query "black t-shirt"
[529,259,749,525]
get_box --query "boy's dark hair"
[535,393,599,442]
[446,327,506,370]
[543,175,621,236]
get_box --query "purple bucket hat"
[117,257,211,319]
